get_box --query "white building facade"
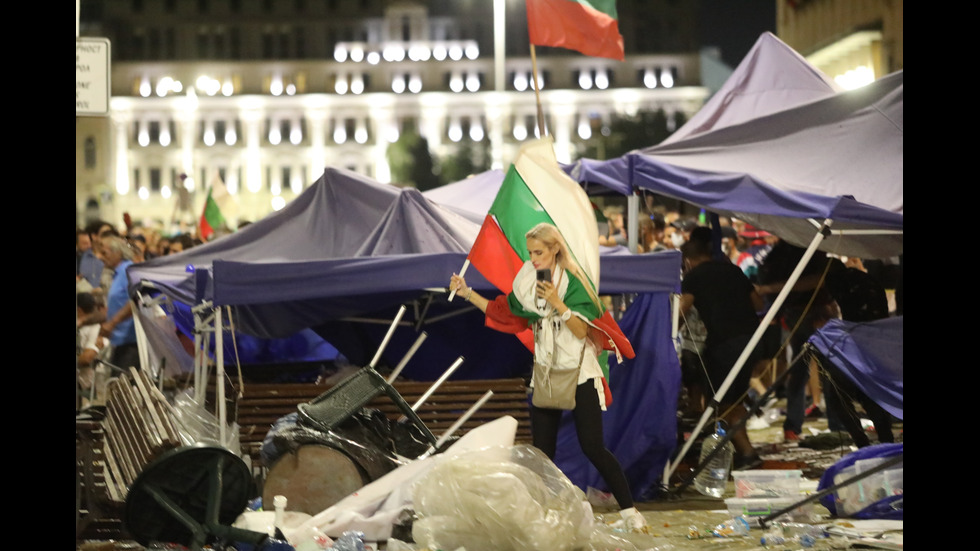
[77,0,711,232]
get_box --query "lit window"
[270,76,283,96]
[595,69,609,90]
[644,69,657,88]
[203,123,216,147]
[469,119,484,141]
[354,121,368,144]
[578,118,591,140]
[513,119,527,141]
[269,121,281,145]
[450,73,464,93]
[448,119,462,142]
[513,72,528,92]
[408,74,422,93]
[392,75,406,94]
[351,74,364,94]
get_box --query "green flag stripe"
[569,0,618,19]
[487,165,556,262]
[203,191,226,227]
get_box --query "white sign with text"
[76,37,111,116]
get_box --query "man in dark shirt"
[680,238,765,470]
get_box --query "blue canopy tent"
[568,35,903,482]
[127,164,683,500]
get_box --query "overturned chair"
[261,359,455,515]
[76,365,280,550]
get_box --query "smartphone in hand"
[536,268,551,282]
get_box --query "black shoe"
[733,453,764,471]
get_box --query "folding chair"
[296,365,438,447]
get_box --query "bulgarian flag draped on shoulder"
[466,137,635,363]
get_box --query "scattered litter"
[586,486,618,509]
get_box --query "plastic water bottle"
[693,422,734,498]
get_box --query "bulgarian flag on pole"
[526,0,625,61]
[198,173,233,241]
[466,137,634,360]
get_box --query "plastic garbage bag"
[411,445,593,551]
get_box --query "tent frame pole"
[665,219,834,483]
[215,305,226,445]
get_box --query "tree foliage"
[386,127,441,191]
[577,108,687,161]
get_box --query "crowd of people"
[74,218,206,411]
[597,197,903,460]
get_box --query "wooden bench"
[76,366,183,542]
[216,376,533,466]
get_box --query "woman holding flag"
[450,222,646,532]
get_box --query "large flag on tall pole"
[467,137,633,359]
[198,173,235,241]
[526,0,625,61]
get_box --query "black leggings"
[530,379,634,509]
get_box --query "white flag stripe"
[514,138,601,291]
[208,172,239,220]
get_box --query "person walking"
[449,222,646,532]
[679,238,765,470]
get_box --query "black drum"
[261,409,431,515]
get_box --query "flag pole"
[530,45,547,138]
[447,259,470,302]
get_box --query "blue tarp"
[808,316,904,420]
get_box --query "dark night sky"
[700,0,777,68]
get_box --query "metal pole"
[387,332,428,384]
[494,0,505,92]
[215,305,226,445]
[369,305,407,369]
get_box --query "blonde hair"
[525,222,602,311]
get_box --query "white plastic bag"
[411,445,592,551]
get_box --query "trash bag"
[411,445,593,551]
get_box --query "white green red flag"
[198,174,234,241]
[526,0,625,61]
[467,137,634,359]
